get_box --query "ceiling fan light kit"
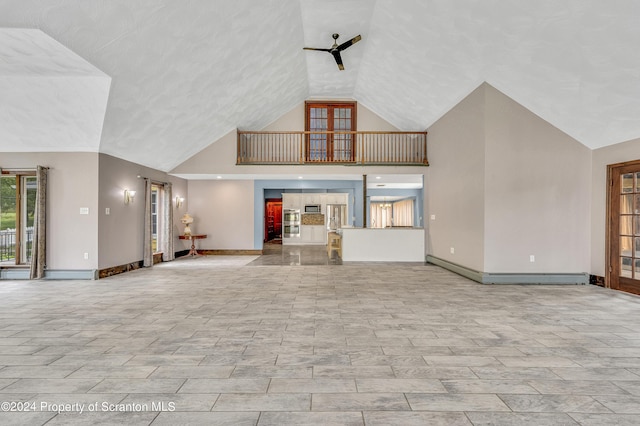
[303,33,362,70]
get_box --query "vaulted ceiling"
[1,0,639,172]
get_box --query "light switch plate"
[80,207,89,215]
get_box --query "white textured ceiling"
[1,0,640,171]
[0,28,110,152]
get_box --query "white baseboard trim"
[426,256,588,285]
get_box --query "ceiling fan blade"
[303,47,331,52]
[337,34,362,51]
[331,51,345,70]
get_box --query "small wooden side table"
[179,234,207,256]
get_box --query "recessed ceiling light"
[375,176,381,179]
[298,176,303,179]
[216,176,222,179]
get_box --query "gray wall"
[187,180,255,250]
[484,84,592,273]
[427,83,592,274]
[426,84,486,271]
[591,137,640,277]
[1,152,99,270]
[97,154,187,269]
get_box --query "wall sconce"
[175,196,184,208]
[124,189,136,204]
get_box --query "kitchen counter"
[341,227,425,262]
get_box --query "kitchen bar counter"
[341,227,425,262]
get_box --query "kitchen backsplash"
[301,214,325,225]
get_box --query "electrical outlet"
[84,252,89,260]
[105,208,110,215]
[430,214,436,220]
[530,255,535,262]
[450,247,455,254]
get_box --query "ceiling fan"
[303,33,362,70]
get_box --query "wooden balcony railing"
[237,131,428,166]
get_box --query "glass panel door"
[309,107,328,161]
[151,184,165,255]
[609,162,640,295]
[305,102,356,162]
[21,176,37,263]
[333,107,353,161]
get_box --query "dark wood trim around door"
[607,159,640,295]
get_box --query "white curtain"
[29,166,47,279]
[370,203,392,228]
[143,178,153,267]
[393,199,414,227]
[162,182,174,261]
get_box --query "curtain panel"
[392,199,414,227]
[370,203,392,228]
[162,182,174,261]
[29,166,47,279]
[143,178,153,267]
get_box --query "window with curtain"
[370,203,392,228]
[392,199,414,227]
[0,171,37,266]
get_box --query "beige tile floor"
[0,249,640,425]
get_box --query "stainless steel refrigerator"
[326,204,347,230]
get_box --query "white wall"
[591,137,640,276]
[186,180,255,250]
[1,152,99,270]
[484,85,592,273]
[426,85,486,271]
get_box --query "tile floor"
[0,247,639,425]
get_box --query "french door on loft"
[608,160,640,295]
[305,101,356,163]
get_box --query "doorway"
[264,199,282,243]
[608,160,640,295]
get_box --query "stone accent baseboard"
[589,274,605,287]
[4,249,263,281]
[199,249,263,256]
[98,261,144,279]
[426,255,589,285]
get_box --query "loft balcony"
[237,130,428,166]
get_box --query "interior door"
[608,160,640,295]
[273,202,282,238]
[264,199,283,242]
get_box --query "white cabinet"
[282,193,302,210]
[310,226,326,244]
[303,193,322,205]
[326,193,348,205]
[300,225,326,244]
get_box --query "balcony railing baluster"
[236,131,428,166]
